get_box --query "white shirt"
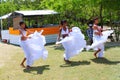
[93,24,102,37]
[61,27,69,35]
[19,28,27,36]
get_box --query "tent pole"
[1,19,3,30]
[0,0,2,30]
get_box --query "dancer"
[19,21,48,69]
[86,17,114,58]
[57,20,69,41]
[19,21,31,68]
[56,27,86,63]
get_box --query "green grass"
[0,42,120,80]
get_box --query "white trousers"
[97,43,104,58]
[64,51,70,60]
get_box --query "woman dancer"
[57,20,70,63]
[56,27,86,63]
[19,21,31,68]
[86,17,114,58]
[19,21,48,69]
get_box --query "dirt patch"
[0,43,20,68]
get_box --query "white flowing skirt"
[56,30,86,60]
[86,30,114,51]
[20,31,48,66]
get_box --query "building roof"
[14,10,58,16]
[0,10,58,19]
[0,13,12,19]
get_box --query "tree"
[1,0,120,41]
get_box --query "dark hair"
[87,20,93,27]
[60,20,67,25]
[93,17,99,22]
[19,21,25,26]
[19,21,27,30]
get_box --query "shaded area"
[53,44,87,52]
[60,61,90,67]
[105,42,120,51]
[23,65,50,74]
[53,44,64,50]
[86,42,120,52]
[53,42,120,52]
[91,58,120,65]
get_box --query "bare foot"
[64,58,71,63]
[66,60,71,63]
[26,65,32,69]
[20,64,26,68]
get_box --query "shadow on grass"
[105,42,120,51]
[60,61,91,67]
[23,65,50,74]
[91,58,120,65]
[53,44,64,50]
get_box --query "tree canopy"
[1,0,120,23]
[0,0,120,41]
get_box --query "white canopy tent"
[0,13,12,30]
[0,10,58,30]
[0,13,12,19]
[0,10,58,19]
[12,10,58,29]
[0,10,59,44]
[14,10,58,16]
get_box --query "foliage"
[0,0,120,41]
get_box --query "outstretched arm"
[57,28,62,41]
[56,36,72,44]
[26,30,34,35]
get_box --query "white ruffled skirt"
[86,30,114,51]
[56,27,86,60]
[20,31,48,66]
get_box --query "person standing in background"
[87,20,93,45]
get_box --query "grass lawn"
[0,42,120,80]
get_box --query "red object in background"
[2,39,7,43]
